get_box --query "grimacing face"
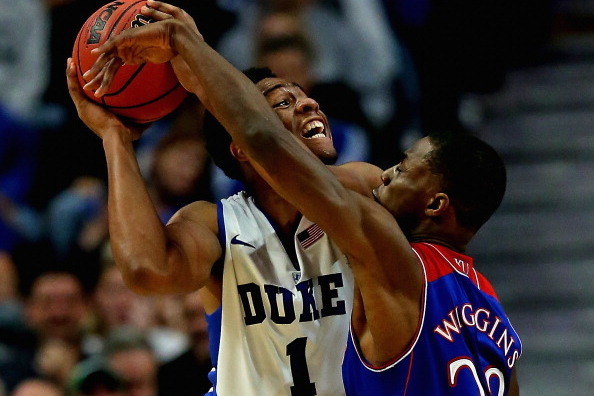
[372,137,443,233]
[256,77,337,164]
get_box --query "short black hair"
[203,67,277,181]
[426,131,507,231]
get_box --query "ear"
[425,193,449,217]
[230,141,249,162]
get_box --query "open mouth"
[302,120,326,139]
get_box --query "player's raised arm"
[66,59,221,296]
[85,0,422,360]
[183,43,423,363]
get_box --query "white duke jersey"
[206,192,354,396]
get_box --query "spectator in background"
[158,291,212,396]
[29,268,86,329]
[44,176,108,261]
[103,327,159,396]
[86,255,157,355]
[148,131,213,224]
[23,271,91,387]
[0,173,108,272]
[34,338,81,389]
[0,0,50,123]
[0,269,90,392]
[130,95,217,213]
[87,247,188,364]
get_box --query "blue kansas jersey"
[343,242,521,395]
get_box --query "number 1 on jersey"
[286,337,317,396]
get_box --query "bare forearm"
[171,23,282,146]
[170,23,352,233]
[102,132,169,292]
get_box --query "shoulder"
[169,200,219,233]
[330,161,382,197]
[174,200,218,217]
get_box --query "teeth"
[303,120,325,138]
[305,120,324,131]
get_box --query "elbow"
[116,252,210,295]
[117,259,160,295]
[112,248,169,295]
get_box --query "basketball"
[72,0,188,123]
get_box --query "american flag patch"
[297,223,325,249]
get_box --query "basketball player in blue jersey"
[75,2,523,395]
[65,2,383,395]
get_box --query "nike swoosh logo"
[230,235,255,249]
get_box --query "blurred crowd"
[0,0,555,394]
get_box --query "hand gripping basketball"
[84,19,179,96]
[72,0,189,123]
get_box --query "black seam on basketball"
[102,1,150,96]
[105,83,183,109]
[103,63,147,96]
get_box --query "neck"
[408,235,468,253]
[248,175,302,236]
[407,214,475,253]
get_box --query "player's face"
[257,77,337,164]
[372,137,443,233]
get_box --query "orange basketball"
[72,0,188,123]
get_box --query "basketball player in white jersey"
[75,2,521,395]
[66,2,380,395]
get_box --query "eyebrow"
[261,81,304,97]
